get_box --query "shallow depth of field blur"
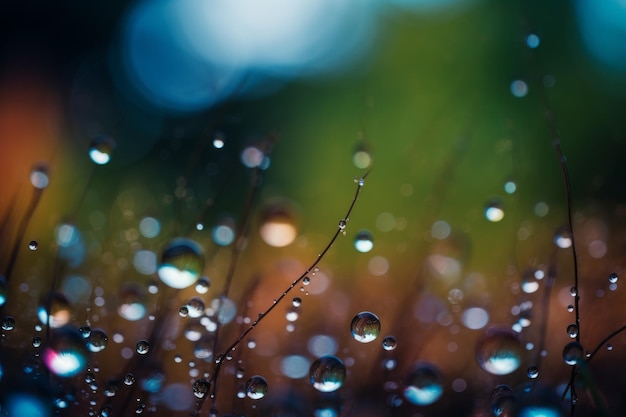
[2,1,626,416]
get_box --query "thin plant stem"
[195,173,367,414]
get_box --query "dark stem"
[197,174,367,413]
[4,188,42,281]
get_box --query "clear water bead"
[245,375,268,399]
[350,311,381,343]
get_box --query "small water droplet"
[28,240,38,251]
[566,324,578,339]
[338,219,347,230]
[382,335,397,351]
[527,365,539,379]
[32,336,42,348]
[195,277,211,294]
[123,373,136,386]
[292,297,302,307]
[567,305,574,313]
[570,287,578,297]
[303,277,311,286]
[609,272,618,284]
[136,340,150,355]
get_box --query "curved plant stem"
[195,173,367,414]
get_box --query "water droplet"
[475,327,523,375]
[403,363,443,406]
[30,163,50,189]
[157,238,205,289]
[607,343,613,351]
[89,135,116,165]
[136,340,150,355]
[124,373,136,386]
[292,297,302,307]
[245,375,268,399]
[570,287,578,297]
[490,384,515,416]
[382,336,397,351]
[338,219,347,230]
[32,336,42,348]
[566,324,578,339]
[303,277,311,286]
[28,240,38,251]
[527,365,539,379]
[484,201,505,222]
[195,276,211,294]
[186,297,205,318]
[609,272,618,284]
[179,306,189,317]
[1,316,15,331]
[567,305,574,313]
[563,342,584,365]
[309,356,346,392]
[193,379,210,398]
[350,311,381,343]
[354,230,374,253]
[79,325,91,338]
[86,329,109,353]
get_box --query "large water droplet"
[1,316,15,331]
[185,297,205,318]
[562,342,584,366]
[309,356,346,392]
[193,379,210,398]
[245,375,268,399]
[490,384,515,416]
[350,311,381,343]
[403,363,443,406]
[475,327,523,375]
[157,238,205,289]
[354,230,374,253]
